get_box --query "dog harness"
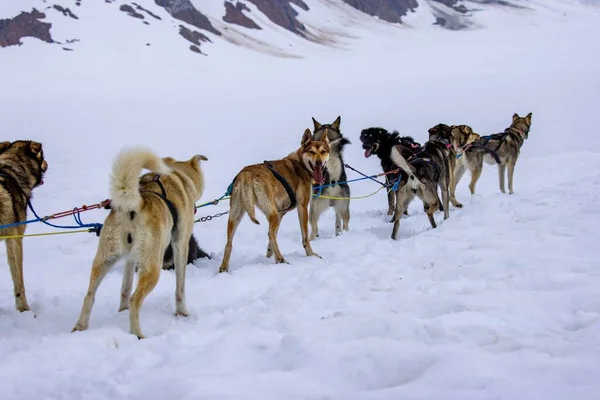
[464,124,529,164]
[140,175,179,230]
[263,161,297,212]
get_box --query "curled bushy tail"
[109,147,171,211]
[390,146,421,191]
[241,181,260,225]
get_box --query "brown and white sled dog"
[218,129,329,273]
[72,148,207,339]
[309,116,351,240]
[459,113,532,195]
[450,124,481,199]
[0,141,48,313]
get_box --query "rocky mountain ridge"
[0,0,579,55]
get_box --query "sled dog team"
[1,112,532,338]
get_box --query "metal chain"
[195,211,229,223]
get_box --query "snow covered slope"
[1,0,598,57]
[1,0,600,399]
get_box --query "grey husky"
[388,124,458,240]
[458,113,532,195]
[309,116,351,240]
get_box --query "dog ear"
[332,116,341,131]
[192,154,208,163]
[512,113,520,122]
[29,141,42,154]
[312,117,321,132]
[0,141,10,154]
[428,127,437,135]
[301,128,312,146]
[525,112,532,124]
[463,126,472,134]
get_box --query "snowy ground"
[2,2,600,399]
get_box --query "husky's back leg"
[72,219,123,333]
[266,212,285,258]
[129,235,165,339]
[468,155,484,195]
[118,259,136,312]
[218,201,245,274]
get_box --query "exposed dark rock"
[76,1,82,6]
[189,44,202,54]
[132,2,162,20]
[246,0,308,35]
[154,0,220,36]
[53,5,79,19]
[0,9,53,47]
[341,0,417,23]
[179,24,209,46]
[223,1,261,30]
[120,4,145,19]
[431,0,467,14]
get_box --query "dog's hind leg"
[498,164,507,193]
[72,227,122,333]
[267,211,287,264]
[454,161,466,187]
[218,204,244,273]
[468,157,484,195]
[173,229,192,317]
[6,237,30,312]
[118,259,136,312]
[129,253,162,339]
[309,197,328,241]
[421,186,440,229]
[266,212,284,258]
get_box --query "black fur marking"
[127,233,132,244]
[130,211,135,220]
[162,234,210,270]
[359,127,421,182]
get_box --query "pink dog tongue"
[364,148,372,158]
[314,166,324,185]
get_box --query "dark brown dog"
[0,140,48,312]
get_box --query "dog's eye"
[320,150,327,155]
[308,151,316,155]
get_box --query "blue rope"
[312,174,379,191]
[0,217,42,230]
[391,178,401,192]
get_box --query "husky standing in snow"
[309,116,351,240]
[0,140,48,313]
[458,113,532,195]
[389,124,459,240]
[359,127,422,222]
[72,148,207,339]
[218,129,330,273]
